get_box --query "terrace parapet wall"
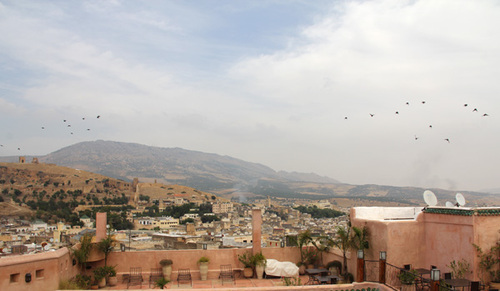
[351,206,500,283]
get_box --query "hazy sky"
[1,0,499,192]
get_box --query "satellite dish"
[44,245,50,251]
[445,201,454,207]
[423,190,438,206]
[49,238,54,243]
[456,193,466,206]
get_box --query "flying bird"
[87,128,91,131]
[41,127,45,129]
[429,125,433,128]
[406,102,410,105]
[414,135,419,140]
[464,104,468,107]
[344,117,348,120]
[395,111,399,114]
[63,119,66,122]
[82,117,85,120]
[97,115,101,119]
[369,113,374,117]
[422,101,426,104]
[444,138,450,143]
[483,113,489,117]
[473,108,478,112]
[67,125,71,127]
[17,147,20,150]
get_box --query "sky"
[1,0,499,193]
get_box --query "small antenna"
[423,190,438,206]
[456,193,466,207]
[445,201,454,207]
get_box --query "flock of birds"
[0,115,102,152]
[0,99,494,154]
[342,101,490,144]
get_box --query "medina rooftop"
[1,204,500,290]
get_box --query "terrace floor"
[98,275,330,290]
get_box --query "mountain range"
[1,140,498,205]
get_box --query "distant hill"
[1,140,498,206]
[33,140,336,189]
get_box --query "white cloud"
[1,0,500,191]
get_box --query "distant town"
[0,160,348,256]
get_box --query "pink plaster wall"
[252,208,262,255]
[0,248,78,291]
[95,212,107,241]
[105,246,302,280]
[351,207,500,282]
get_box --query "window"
[36,269,44,278]
[10,273,20,283]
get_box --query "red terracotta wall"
[0,248,78,291]
[105,246,301,280]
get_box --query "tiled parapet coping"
[423,207,500,216]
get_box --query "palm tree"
[97,235,115,267]
[289,230,313,265]
[330,225,353,277]
[72,233,94,273]
[310,236,330,267]
[352,226,369,252]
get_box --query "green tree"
[288,230,312,265]
[330,225,353,277]
[72,233,94,273]
[97,235,115,266]
[352,226,369,252]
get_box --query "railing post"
[431,269,441,291]
[357,249,365,282]
[379,251,387,284]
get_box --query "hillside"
[1,140,498,206]
[0,162,222,220]
[33,140,339,190]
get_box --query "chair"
[219,264,234,285]
[127,267,143,289]
[177,268,192,287]
[149,267,163,288]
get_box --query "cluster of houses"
[0,196,349,256]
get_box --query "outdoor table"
[415,268,431,276]
[444,278,471,291]
[305,269,336,285]
[316,275,339,284]
[306,268,330,275]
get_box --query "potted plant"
[74,274,91,290]
[71,233,94,274]
[473,243,500,287]
[252,252,266,279]
[97,235,115,267]
[198,256,210,281]
[238,252,254,278]
[104,265,117,286]
[155,277,170,289]
[160,259,173,280]
[296,261,306,275]
[303,247,318,269]
[490,270,500,290]
[93,266,107,288]
[288,231,312,271]
[446,259,470,279]
[397,269,418,291]
[326,260,342,276]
